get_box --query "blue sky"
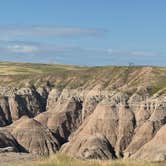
[0,0,165,66]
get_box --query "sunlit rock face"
[0,66,165,161]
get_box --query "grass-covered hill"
[0,61,165,96]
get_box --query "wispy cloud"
[0,39,165,65]
[106,49,161,57]
[0,40,163,56]
[0,26,107,37]
[130,51,158,57]
[7,44,38,53]
[3,41,81,53]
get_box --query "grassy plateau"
[0,62,165,94]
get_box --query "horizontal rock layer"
[0,66,165,161]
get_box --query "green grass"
[0,62,165,95]
[0,62,84,75]
[15,153,166,166]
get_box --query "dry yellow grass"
[0,61,165,95]
[14,153,166,166]
[0,61,83,75]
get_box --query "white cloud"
[106,49,159,57]
[7,44,39,53]
[0,39,161,58]
[1,39,161,57]
[130,51,157,57]
[0,39,164,65]
[0,26,106,37]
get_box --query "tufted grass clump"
[15,153,166,166]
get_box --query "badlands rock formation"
[0,130,21,152]
[0,64,165,161]
[8,116,60,155]
[130,124,166,161]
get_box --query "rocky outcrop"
[61,100,136,159]
[8,116,60,156]
[61,133,116,159]
[124,121,155,157]
[60,90,166,160]
[130,125,166,161]
[35,95,83,145]
[0,87,48,126]
[0,80,165,161]
[0,130,21,152]
[0,97,11,126]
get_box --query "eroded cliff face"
[60,88,166,160]
[0,87,46,126]
[0,65,165,161]
[0,84,165,161]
